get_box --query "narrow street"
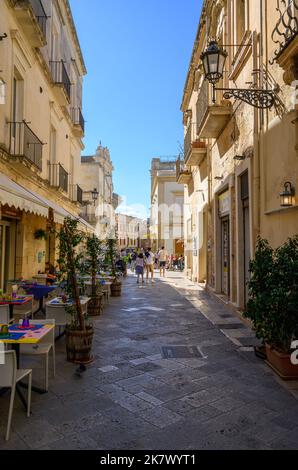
[1,272,298,450]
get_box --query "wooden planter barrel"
[87,294,104,316]
[111,280,122,297]
[65,326,94,364]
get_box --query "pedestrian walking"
[144,247,155,282]
[131,251,137,271]
[135,252,145,284]
[158,246,168,277]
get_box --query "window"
[236,0,246,44]
[12,72,24,139]
[49,126,56,164]
[0,78,5,105]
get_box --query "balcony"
[9,121,43,170]
[176,158,192,185]
[184,123,207,168]
[70,108,85,135]
[271,0,298,83]
[49,61,71,102]
[10,0,47,47]
[81,213,97,225]
[48,162,69,193]
[196,81,232,139]
[70,184,83,204]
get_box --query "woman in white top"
[144,248,155,282]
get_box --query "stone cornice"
[62,0,87,76]
[181,0,208,113]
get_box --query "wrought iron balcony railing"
[49,60,71,100]
[11,0,47,41]
[48,162,69,193]
[70,184,83,204]
[184,123,199,160]
[29,0,47,38]
[196,81,209,135]
[176,157,191,184]
[70,108,85,133]
[9,121,43,170]
[271,0,298,61]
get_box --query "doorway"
[221,217,230,296]
[0,221,16,291]
[241,171,250,306]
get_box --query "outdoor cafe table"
[0,296,32,319]
[21,283,58,316]
[0,323,55,407]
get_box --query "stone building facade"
[179,0,298,309]
[117,213,147,250]
[80,145,119,238]
[150,158,184,255]
[0,0,92,288]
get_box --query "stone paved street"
[1,272,298,450]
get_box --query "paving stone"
[135,392,164,406]
[98,365,119,372]
[137,406,183,429]
[3,272,298,450]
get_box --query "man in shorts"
[158,246,168,277]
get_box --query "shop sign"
[1,205,21,219]
[218,190,230,217]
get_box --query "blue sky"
[69,0,201,215]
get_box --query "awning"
[30,193,95,233]
[0,173,48,218]
[31,192,72,225]
[0,174,95,233]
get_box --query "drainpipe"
[251,2,263,254]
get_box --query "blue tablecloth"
[22,285,57,300]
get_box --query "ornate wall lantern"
[200,40,276,109]
[280,182,295,207]
[91,188,99,206]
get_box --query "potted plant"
[57,217,94,364]
[107,238,122,297]
[34,228,47,240]
[85,234,104,316]
[245,236,298,379]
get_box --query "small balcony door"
[11,74,24,152]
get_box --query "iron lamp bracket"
[213,85,276,109]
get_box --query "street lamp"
[280,182,295,207]
[200,39,276,109]
[201,40,227,86]
[91,188,99,206]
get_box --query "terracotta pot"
[65,326,94,364]
[265,343,298,380]
[87,294,104,316]
[192,140,207,149]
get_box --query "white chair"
[45,305,72,328]
[19,319,55,392]
[0,350,32,441]
[0,305,10,324]
[14,293,35,320]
